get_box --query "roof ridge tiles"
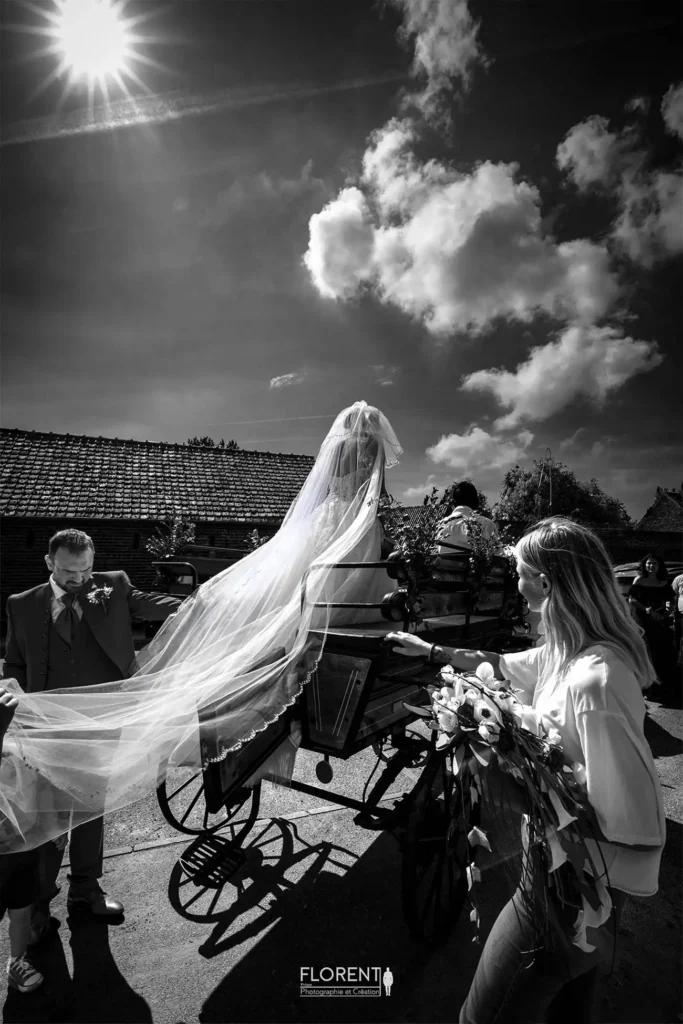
[0,426,316,521]
[0,426,315,461]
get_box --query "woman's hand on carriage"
[384,632,432,658]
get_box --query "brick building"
[0,428,315,626]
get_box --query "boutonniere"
[86,584,114,608]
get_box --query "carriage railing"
[299,547,514,635]
[299,560,412,628]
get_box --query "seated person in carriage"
[434,481,497,560]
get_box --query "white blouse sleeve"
[576,709,666,847]
[499,646,542,703]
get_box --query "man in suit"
[3,528,183,942]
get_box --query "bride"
[314,404,398,626]
[0,402,402,852]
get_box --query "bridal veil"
[0,402,402,851]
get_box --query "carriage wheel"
[371,724,431,768]
[157,766,261,840]
[401,749,478,946]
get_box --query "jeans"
[459,843,626,1024]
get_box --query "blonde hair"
[515,517,656,690]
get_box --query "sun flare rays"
[10,0,165,119]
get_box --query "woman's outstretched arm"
[384,632,504,679]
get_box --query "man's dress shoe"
[67,885,124,916]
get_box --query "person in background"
[387,517,665,1024]
[0,687,45,993]
[670,570,683,680]
[434,480,496,555]
[627,554,675,688]
[2,528,182,945]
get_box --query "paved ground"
[1,695,681,1024]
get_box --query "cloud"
[207,160,327,225]
[558,427,588,453]
[558,427,614,460]
[269,372,306,389]
[461,323,663,429]
[613,170,683,267]
[625,97,650,115]
[403,474,440,501]
[388,0,488,125]
[556,88,683,266]
[426,425,534,473]
[371,364,399,386]
[402,424,534,504]
[305,121,618,334]
[555,115,628,190]
[662,82,683,140]
[590,436,614,460]
[304,187,375,300]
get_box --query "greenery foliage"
[245,528,270,552]
[186,435,240,449]
[146,515,196,560]
[492,461,634,541]
[380,489,443,625]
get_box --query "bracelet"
[429,644,451,665]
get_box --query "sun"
[16,0,164,110]
[55,0,131,80]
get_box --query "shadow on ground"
[195,810,517,1024]
[645,710,683,757]
[2,914,151,1024]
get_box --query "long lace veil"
[0,402,402,852]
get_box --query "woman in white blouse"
[387,517,665,1024]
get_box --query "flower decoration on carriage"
[426,662,613,952]
[86,584,114,608]
[379,490,443,627]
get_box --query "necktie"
[55,592,77,647]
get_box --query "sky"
[1,0,682,520]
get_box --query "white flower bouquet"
[422,663,613,950]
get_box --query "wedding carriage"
[152,543,527,946]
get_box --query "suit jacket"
[3,570,182,693]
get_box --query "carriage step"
[179,834,248,889]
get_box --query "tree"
[492,461,634,540]
[186,436,240,450]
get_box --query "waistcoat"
[46,612,123,690]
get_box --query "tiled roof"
[637,488,683,531]
[382,504,442,536]
[0,428,316,522]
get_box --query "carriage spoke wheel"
[157,765,261,840]
[372,724,431,769]
[401,750,478,947]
